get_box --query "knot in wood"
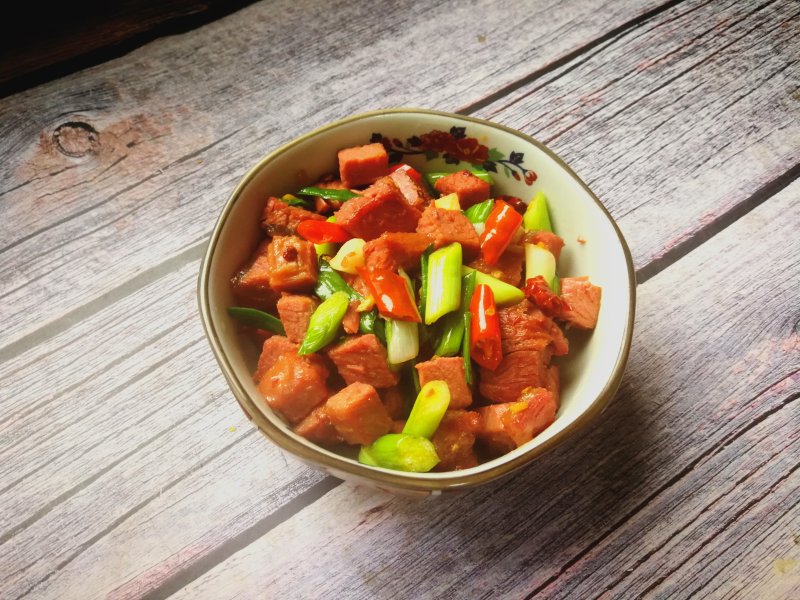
[53,121,100,158]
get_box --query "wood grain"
[168,184,800,599]
[0,0,797,597]
[0,0,671,348]
[0,261,327,598]
[479,0,800,279]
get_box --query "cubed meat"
[338,143,389,188]
[335,177,422,241]
[433,170,490,208]
[261,197,324,236]
[276,294,318,343]
[477,388,557,455]
[432,410,481,471]
[265,235,318,292]
[363,232,431,272]
[326,334,399,388]
[545,365,560,405]
[468,241,524,286]
[325,382,393,445]
[253,335,298,383]
[559,276,602,329]
[479,348,552,404]
[390,167,430,208]
[231,240,280,310]
[415,356,473,409]
[524,230,565,261]
[342,301,362,335]
[498,301,568,356]
[416,204,480,260]
[294,405,343,445]
[258,352,329,424]
[380,387,407,420]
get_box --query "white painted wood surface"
[0,0,798,598]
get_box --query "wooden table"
[1,0,798,597]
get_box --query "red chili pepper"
[469,284,502,370]
[389,163,423,184]
[357,267,421,322]
[479,200,523,266]
[296,220,351,244]
[495,195,526,215]
[524,276,570,318]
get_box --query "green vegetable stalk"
[358,434,440,472]
[425,243,462,325]
[315,259,361,301]
[434,270,477,356]
[297,186,360,202]
[464,199,494,224]
[461,266,524,306]
[403,380,451,439]
[462,310,473,385]
[523,191,552,232]
[298,291,350,355]
[227,307,285,335]
[424,167,493,188]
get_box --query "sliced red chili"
[469,284,502,370]
[357,267,421,322]
[479,200,523,266]
[524,276,570,318]
[495,195,526,215]
[389,163,423,184]
[296,220,351,244]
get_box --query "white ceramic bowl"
[198,108,635,496]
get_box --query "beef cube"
[415,356,473,408]
[335,177,422,240]
[432,410,481,471]
[265,235,318,292]
[390,167,430,208]
[416,205,480,260]
[433,170,490,208]
[325,382,393,445]
[338,143,389,188]
[391,419,406,434]
[261,197,324,236]
[479,348,552,404]
[294,405,343,445]
[276,294,318,343]
[258,352,329,424]
[477,388,557,455]
[524,230,564,261]
[468,240,524,286]
[253,335,298,383]
[380,386,407,420]
[363,232,431,272]
[559,276,602,329]
[326,334,399,389]
[231,240,280,310]
[545,365,560,405]
[498,301,568,356]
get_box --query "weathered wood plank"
[0,261,328,599]
[0,0,671,347]
[164,183,800,599]
[479,0,800,279]
[0,1,257,93]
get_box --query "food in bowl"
[227,138,601,473]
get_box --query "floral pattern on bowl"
[370,125,538,185]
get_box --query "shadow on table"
[349,367,659,598]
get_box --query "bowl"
[198,108,635,496]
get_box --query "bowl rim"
[198,107,636,492]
